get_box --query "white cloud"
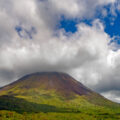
[49,0,117,18]
[0,19,110,87]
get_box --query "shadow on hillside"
[0,95,81,114]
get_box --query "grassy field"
[0,110,120,120]
[0,90,120,120]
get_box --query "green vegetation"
[0,110,120,120]
[0,91,120,120]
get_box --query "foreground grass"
[0,110,120,120]
[0,89,120,120]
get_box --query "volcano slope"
[0,72,120,120]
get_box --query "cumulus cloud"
[47,0,116,18]
[0,0,120,102]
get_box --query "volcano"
[0,72,92,97]
[0,72,119,120]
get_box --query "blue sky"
[59,3,120,45]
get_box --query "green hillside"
[0,72,120,120]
